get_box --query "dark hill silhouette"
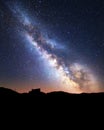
[0,87,104,98]
[0,87,103,126]
[0,87,19,96]
[0,87,104,112]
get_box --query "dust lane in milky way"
[6,3,99,93]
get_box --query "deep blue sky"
[0,0,104,92]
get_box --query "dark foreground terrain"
[0,87,103,129]
[0,87,104,97]
[0,87,104,100]
[0,87,104,115]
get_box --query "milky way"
[7,3,99,93]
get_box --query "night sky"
[0,0,104,93]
